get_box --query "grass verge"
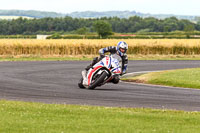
[122,68,200,89]
[1,54,200,61]
[0,100,200,133]
[0,55,94,61]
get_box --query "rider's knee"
[112,75,120,84]
[85,57,99,71]
[85,65,92,71]
[92,57,99,65]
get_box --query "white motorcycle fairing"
[80,54,122,89]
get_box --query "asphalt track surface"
[1,60,200,111]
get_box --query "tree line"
[0,16,200,35]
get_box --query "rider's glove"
[100,54,105,59]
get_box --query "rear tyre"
[78,78,85,89]
[88,71,108,90]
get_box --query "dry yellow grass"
[0,39,200,56]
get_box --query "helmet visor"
[119,48,127,53]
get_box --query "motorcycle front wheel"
[88,71,108,90]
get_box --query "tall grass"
[0,39,200,56]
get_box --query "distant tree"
[163,17,179,32]
[164,26,170,32]
[93,20,113,38]
[198,21,200,25]
[184,25,195,32]
[143,17,160,32]
[76,27,88,35]
[195,17,200,23]
[0,16,200,35]
[196,22,200,31]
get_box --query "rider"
[82,41,128,85]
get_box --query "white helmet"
[117,41,128,56]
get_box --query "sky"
[0,0,200,16]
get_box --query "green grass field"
[122,68,200,89]
[0,100,200,133]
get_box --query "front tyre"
[88,71,108,90]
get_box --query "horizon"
[0,0,200,16]
[0,9,199,17]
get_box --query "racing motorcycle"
[78,54,122,89]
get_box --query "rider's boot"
[82,70,88,86]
